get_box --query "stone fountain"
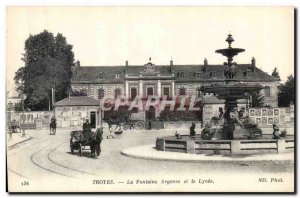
[155,34,294,155]
[200,34,263,140]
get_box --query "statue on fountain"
[224,62,237,79]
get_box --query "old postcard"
[6,6,295,193]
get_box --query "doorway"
[146,106,156,121]
[90,111,96,128]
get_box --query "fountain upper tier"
[215,34,245,64]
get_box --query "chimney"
[251,57,255,72]
[170,59,173,73]
[125,60,128,66]
[203,58,208,72]
[76,60,80,67]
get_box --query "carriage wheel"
[135,121,145,130]
[78,144,82,156]
[71,146,74,154]
[123,124,130,130]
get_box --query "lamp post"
[8,101,13,140]
[8,101,13,123]
[21,81,26,137]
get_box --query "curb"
[121,145,294,163]
[8,136,33,150]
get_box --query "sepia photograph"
[6,6,295,193]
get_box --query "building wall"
[258,81,279,107]
[72,79,278,122]
[55,106,100,128]
[72,83,125,100]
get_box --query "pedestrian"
[190,122,196,137]
[272,124,280,139]
[148,120,152,130]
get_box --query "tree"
[251,91,265,107]
[15,30,75,110]
[271,67,281,81]
[278,75,295,107]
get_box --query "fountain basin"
[215,48,245,58]
[200,82,262,100]
[156,135,294,155]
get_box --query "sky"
[6,6,294,96]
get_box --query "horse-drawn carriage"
[70,129,103,157]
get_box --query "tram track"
[47,142,99,176]
[8,168,30,179]
[8,139,51,156]
[29,142,76,179]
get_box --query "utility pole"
[52,85,56,118]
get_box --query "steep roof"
[55,96,99,107]
[72,66,125,84]
[71,64,277,84]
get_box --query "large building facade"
[70,57,279,124]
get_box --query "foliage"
[278,75,294,107]
[13,102,23,111]
[271,67,281,81]
[14,67,25,93]
[103,106,131,122]
[15,30,75,110]
[251,91,265,107]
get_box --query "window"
[179,72,184,78]
[130,88,137,99]
[196,72,201,78]
[99,72,104,79]
[115,73,120,79]
[197,90,202,97]
[147,87,154,97]
[98,88,105,99]
[264,86,271,97]
[163,87,170,98]
[179,87,186,96]
[114,88,121,99]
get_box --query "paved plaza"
[7,128,294,177]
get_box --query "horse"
[90,128,103,158]
[50,119,56,135]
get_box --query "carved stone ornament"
[140,62,160,75]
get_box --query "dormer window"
[210,72,214,77]
[98,72,104,79]
[179,72,184,78]
[196,72,201,78]
[115,73,120,79]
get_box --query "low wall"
[163,121,201,129]
[9,111,52,129]
[156,136,294,155]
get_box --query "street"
[7,128,294,192]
